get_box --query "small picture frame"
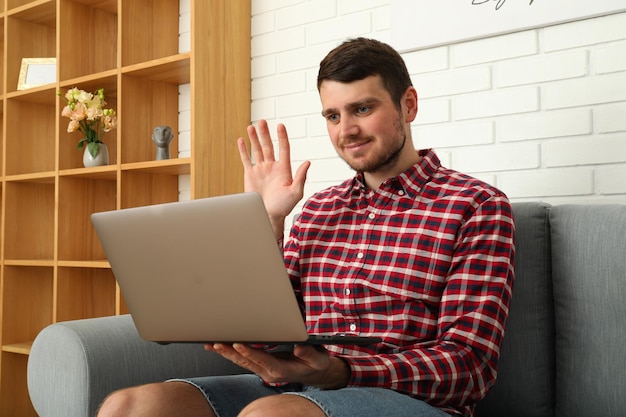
[17,58,57,90]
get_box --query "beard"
[340,114,407,173]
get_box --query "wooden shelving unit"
[0,1,250,415]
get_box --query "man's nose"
[339,115,360,138]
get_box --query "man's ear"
[403,86,418,123]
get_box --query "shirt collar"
[345,149,441,198]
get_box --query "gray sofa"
[27,203,626,417]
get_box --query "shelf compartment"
[69,0,117,14]
[58,74,119,170]
[7,0,55,13]
[120,74,180,164]
[4,181,55,261]
[4,93,56,176]
[5,1,56,95]
[121,0,180,67]
[0,352,37,417]
[58,0,117,80]
[57,176,117,261]
[56,266,116,322]
[120,169,180,209]
[1,265,53,346]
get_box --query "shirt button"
[344,288,351,295]
[368,212,375,220]
[356,252,364,259]
[349,323,357,332]
[398,190,405,196]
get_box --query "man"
[97,37,515,417]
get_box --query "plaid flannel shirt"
[283,149,515,417]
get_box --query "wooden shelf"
[58,71,118,93]
[59,166,118,180]
[122,53,191,84]
[0,1,250,415]
[57,260,111,268]
[3,260,55,267]
[1,343,32,356]
[5,84,57,102]
[121,158,192,175]
[4,172,56,183]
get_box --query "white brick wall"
[250,1,626,208]
[178,0,191,201]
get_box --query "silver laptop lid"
[91,192,309,343]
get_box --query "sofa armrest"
[27,315,246,417]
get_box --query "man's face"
[319,75,412,175]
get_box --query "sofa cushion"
[550,205,626,417]
[477,202,555,417]
[27,315,247,417]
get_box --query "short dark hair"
[317,37,413,108]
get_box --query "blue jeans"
[171,374,452,417]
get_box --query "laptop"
[91,192,381,346]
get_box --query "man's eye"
[357,106,370,115]
[327,114,339,122]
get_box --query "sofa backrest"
[549,205,626,417]
[477,202,556,417]
[478,203,626,417]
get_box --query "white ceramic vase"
[83,143,110,167]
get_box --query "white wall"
[250,0,626,210]
[178,0,191,201]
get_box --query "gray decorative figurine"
[152,125,174,160]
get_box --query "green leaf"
[87,141,100,158]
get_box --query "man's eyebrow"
[321,108,337,117]
[321,98,382,117]
[350,97,381,108]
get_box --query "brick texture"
[249,1,626,206]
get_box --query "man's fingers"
[237,138,253,170]
[246,124,264,164]
[293,161,311,194]
[257,120,276,162]
[276,123,291,165]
